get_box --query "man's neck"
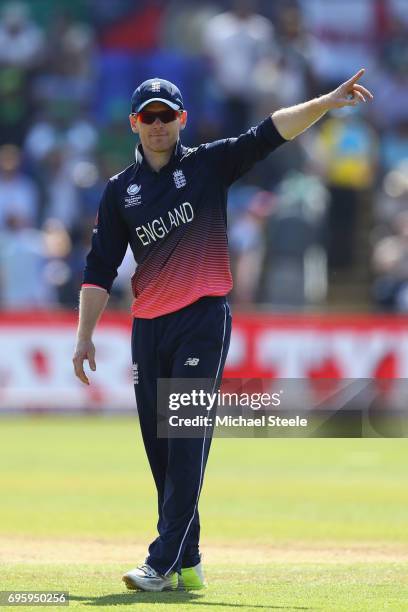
[142,144,176,173]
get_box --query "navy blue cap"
[131,78,184,113]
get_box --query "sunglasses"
[134,109,182,125]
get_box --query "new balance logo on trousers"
[184,357,199,366]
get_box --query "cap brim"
[137,98,181,112]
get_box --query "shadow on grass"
[69,592,315,609]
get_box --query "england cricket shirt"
[83,116,287,318]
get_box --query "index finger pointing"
[344,68,365,86]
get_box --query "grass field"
[1,416,408,611]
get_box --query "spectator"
[162,2,219,55]
[252,3,314,119]
[42,218,75,306]
[0,144,39,230]
[261,168,328,306]
[0,2,44,67]
[374,160,408,226]
[372,158,408,313]
[98,99,134,170]
[381,120,408,173]
[0,2,45,144]
[203,0,276,134]
[33,22,96,112]
[298,0,376,90]
[24,109,98,164]
[312,110,378,268]
[0,213,54,308]
[372,210,408,312]
[229,190,276,304]
[41,145,80,230]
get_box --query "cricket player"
[73,69,372,592]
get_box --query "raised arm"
[272,68,374,141]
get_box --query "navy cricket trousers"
[131,296,232,576]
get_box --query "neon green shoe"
[179,562,206,590]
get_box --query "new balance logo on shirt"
[184,357,200,366]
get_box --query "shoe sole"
[122,575,141,591]
[122,575,177,592]
[178,583,206,591]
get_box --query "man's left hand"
[323,68,374,110]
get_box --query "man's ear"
[129,113,139,134]
[179,110,188,130]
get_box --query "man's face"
[129,101,187,153]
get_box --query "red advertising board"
[1,311,407,411]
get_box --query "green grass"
[1,417,408,610]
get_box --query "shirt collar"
[134,139,184,174]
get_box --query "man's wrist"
[77,333,93,343]
[315,94,331,112]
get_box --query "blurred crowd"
[0,0,408,311]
